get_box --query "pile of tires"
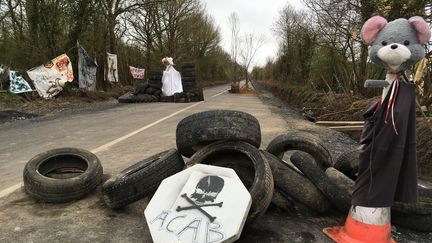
[21,109,432,232]
[177,110,273,222]
[147,70,163,92]
[22,147,185,208]
[180,62,204,102]
[118,70,163,103]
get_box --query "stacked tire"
[147,70,163,91]
[176,110,274,222]
[181,62,204,102]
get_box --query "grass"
[0,92,23,109]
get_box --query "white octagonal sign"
[144,164,252,243]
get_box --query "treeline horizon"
[0,0,240,90]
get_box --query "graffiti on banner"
[106,53,119,83]
[129,66,145,79]
[9,71,33,94]
[78,47,98,91]
[27,54,74,99]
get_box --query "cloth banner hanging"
[27,54,74,99]
[9,71,32,94]
[129,66,145,79]
[78,47,98,91]
[106,53,119,83]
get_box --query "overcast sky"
[202,0,306,68]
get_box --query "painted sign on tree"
[106,53,119,83]
[27,54,74,99]
[78,47,98,91]
[9,71,32,94]
[129,66,145,79]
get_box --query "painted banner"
[129,66,145,79]
[78,47,98,91]
[106,53,119,83]
[27,54,74,99]
[9,71,32,94]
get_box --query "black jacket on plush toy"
[352,16,431,207]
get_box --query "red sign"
[129,66,145,79]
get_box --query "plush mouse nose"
[391,44,398,49]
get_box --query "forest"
[254,0,432,108]
[0,0,236,90]
[1,0,432,109]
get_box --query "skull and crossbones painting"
[176,176,225,222]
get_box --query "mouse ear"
[409,16,431,45]
[361,16,388,45]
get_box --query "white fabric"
[161,64,183,96]
[106,53,119,83]
[27,54,73,99]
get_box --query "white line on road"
[0,89,227,199]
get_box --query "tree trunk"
[108,17,117,54]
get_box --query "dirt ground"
[259,80,432,181]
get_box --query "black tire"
[102,149,184,208]
[290,151,351,213]
[271,189,296,213]
[187,141,274,222]
[160,96,174,102]
[183,86,197,92]
[393,179,432,215]
[133,83,149,95]
[182,82,197,88]
[181,71,196,77]
[181,67,195,73]
[266,132,332,170]
[148,70,163,79]
[23,148,103,203]
[182,77,196,82]
[135,94,151,103]
[181,62,195,69]
[183,88,199,94]
[392,211,432,232]
[197,88,204,101]
[334,147,361,180]
[118,92,135,103]
[325,167,355,196]
[149,83,162,90]
[154,90,162,97]
[263,151,331,213]
[175,97,187,103]
[176,110,262,157]
[146,88,157,95]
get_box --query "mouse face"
[362,16,430,73]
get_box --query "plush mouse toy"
[324,16,430,242]
[352,16,430,208]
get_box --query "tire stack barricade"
[20,109,432,233]
[118,70,162,103]
[179,62,204,102]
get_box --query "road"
[0,84,288,195]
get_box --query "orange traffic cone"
[323,206,396,243]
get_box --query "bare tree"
[239,33,265,87]
[228,12,240,83]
